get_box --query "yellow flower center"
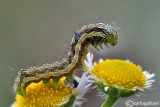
[90,59,146,89]
[13,77,75,107]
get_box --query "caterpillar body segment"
[14,23,118,96]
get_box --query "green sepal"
[16,88,26,97]
[96,81,107,94]
[96,81,139,98]
[107,87,119,97]
[119,89,139,97]
[108,87,139,98]
[97,85,139,107]
[60,95,76,107]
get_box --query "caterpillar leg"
[43,78,50,86]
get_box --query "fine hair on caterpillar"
[14,23,118,97]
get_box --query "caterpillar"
[14,23,118,97]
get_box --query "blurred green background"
[0,0,160,107]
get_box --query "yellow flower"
[85,53,155,92]
[85,53,155,107]
[12,77,74,107]
[11,73,91,107]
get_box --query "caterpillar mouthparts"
[13,23,118,97]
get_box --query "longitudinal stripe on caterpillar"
[14,23,118,96]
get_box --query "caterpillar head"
[102,23,118,47]
[88,23,118,50]
[105,30,118,46]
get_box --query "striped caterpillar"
[14,23,118,97]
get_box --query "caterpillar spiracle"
[14,23,118,97]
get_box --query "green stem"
[101,95,119,107]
